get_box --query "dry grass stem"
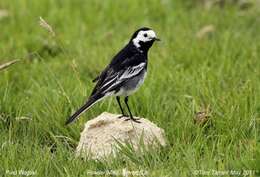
[39,16,55,37]
[196,25,215,39]
[0,59,20,71]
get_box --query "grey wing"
[91,52,146,96]
[99,62,146,94]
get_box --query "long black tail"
[65,94,103,125]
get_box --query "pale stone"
[76,112,166,159]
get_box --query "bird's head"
[130,27,160,52]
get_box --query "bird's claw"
[124,117,141,123]
[117,114,128,119]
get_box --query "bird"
[65,27,160,125]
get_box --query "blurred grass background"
[0,0,259,176]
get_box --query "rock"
[76,112,166,159]
[194,111,211,125]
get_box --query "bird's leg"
[124,96,141,123]
[116,96,127,119]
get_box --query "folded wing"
[92,62,145,96]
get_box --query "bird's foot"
[124,117,141,123]
[117,114,128,119]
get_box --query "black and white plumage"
[65,27,160,125]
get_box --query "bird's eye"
[143,33,147,37]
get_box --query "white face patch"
[132,30,157,48]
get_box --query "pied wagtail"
[66,27,160,125]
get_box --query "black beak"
[154,37,161,41]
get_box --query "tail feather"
[65,94,103,125]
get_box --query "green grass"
[0,0,259,176]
